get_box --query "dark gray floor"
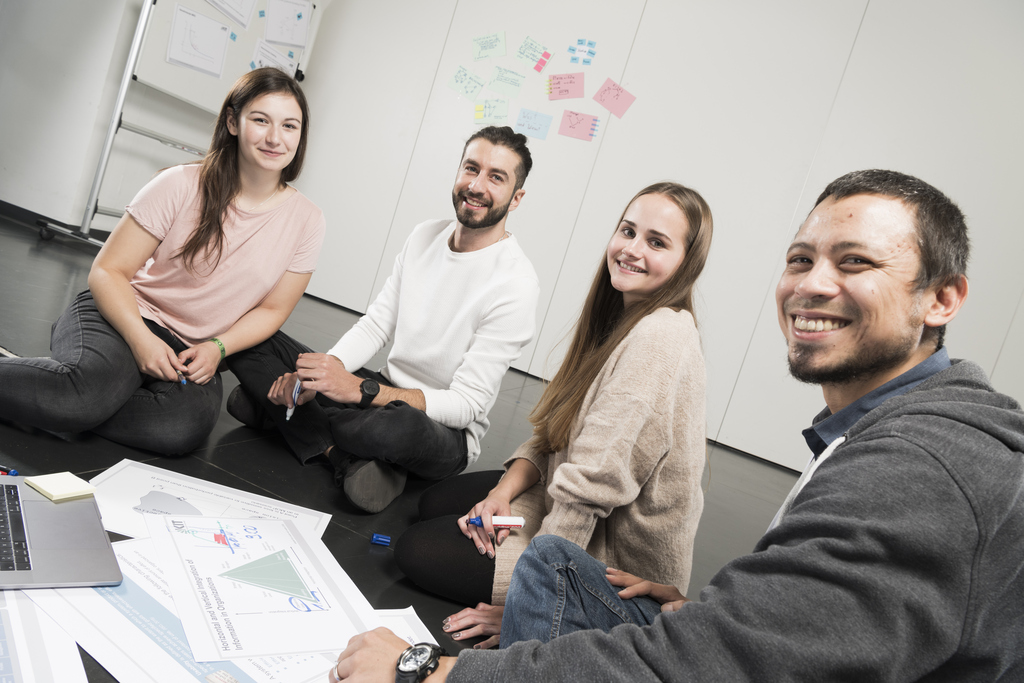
[0,216,797,681]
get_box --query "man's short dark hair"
[462,126,533,193]
[815,169,970,349]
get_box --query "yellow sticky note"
[24,472,95,502]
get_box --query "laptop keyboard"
[0,485,31,571]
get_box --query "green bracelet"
[210,337,226,360]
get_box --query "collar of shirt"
[801,347,951,458]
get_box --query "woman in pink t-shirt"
[0,67,325,454]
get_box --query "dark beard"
[786,334,916,386]
[452,190,511,230]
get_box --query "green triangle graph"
[220,550,314,600]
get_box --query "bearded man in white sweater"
[227,126,540,513]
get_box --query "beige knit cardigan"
[492,307,706,605]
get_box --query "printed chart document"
[167,3,230,78]
[90,459,330,539]
[0,590,86,683]
[148,516,378,661]
[28,538,359,683]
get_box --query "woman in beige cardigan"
[394,181,713,648]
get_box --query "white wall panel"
[527,0,869,439]
[296,0,459,312]
[720,0,1024,469]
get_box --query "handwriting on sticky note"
[516,36,548,70]
[514,108,553,140]
[448,65,485,99]
[489,66,526,98]
[548,72,584,100]
[473,32,505,60]
[593,78,637,119]
[474,99,509,125]
[558,110,599,142]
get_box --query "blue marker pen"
[176,370,186,385]
[468,515,525,529]
[285,377,302,421]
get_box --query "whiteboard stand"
[37,0,205,245]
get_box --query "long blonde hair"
[529,182,714,454]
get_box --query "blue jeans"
[501,535,664,647]
[228,330,468,478]
[0,290,221,455]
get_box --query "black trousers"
[394,470,505,605]
[227,330,467,479]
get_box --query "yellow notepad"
[24,472,96,502]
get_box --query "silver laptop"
[0,476,122,589]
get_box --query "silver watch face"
[398,645,432,672]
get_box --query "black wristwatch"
[358,378,380,408]
[395,643,445,682]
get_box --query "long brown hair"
[177,67,311,274]
[529,182,714,454]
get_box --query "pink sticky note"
[558,110,599,142]
[548,72,584,100]
[592,77,637,119]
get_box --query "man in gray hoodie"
[328,170,1024,682]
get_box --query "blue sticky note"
[582,58,592,66]
[288,50,294,58]
[567,46,576,54]
[259,9,265,17]
[570,56,579,64]
[250,61,256,69]
[230,32,237,41]
[577,38,586,46]
[587,48,596,57]
[587,40,597,48]
[514,108,554,140]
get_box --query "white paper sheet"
[0,590,86,682]
[264,0,310,48]
[166,3,230,78]
[206,0,257,29]
[375,608,438,647]
[28,539,346,683]
[148,516,379,661]
[90,459,330,539]
[252,39,297,76]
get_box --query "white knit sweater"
[328,219,539,463]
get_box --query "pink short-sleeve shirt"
[126,165,325,346]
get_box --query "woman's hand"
[268,371,316,407]
[456,494,513,558]
[442,603,503,649]
[177,341,221,385]
[606,567,689,612]
[128,332,187,382]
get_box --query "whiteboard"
[134,0,323,114]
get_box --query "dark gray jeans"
[0,290,221,455]
[227,330,468,478]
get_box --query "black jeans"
[0,290,221,455]
[227,330,468,478]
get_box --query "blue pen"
[468,515,524,529]
[176,370,186,385]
